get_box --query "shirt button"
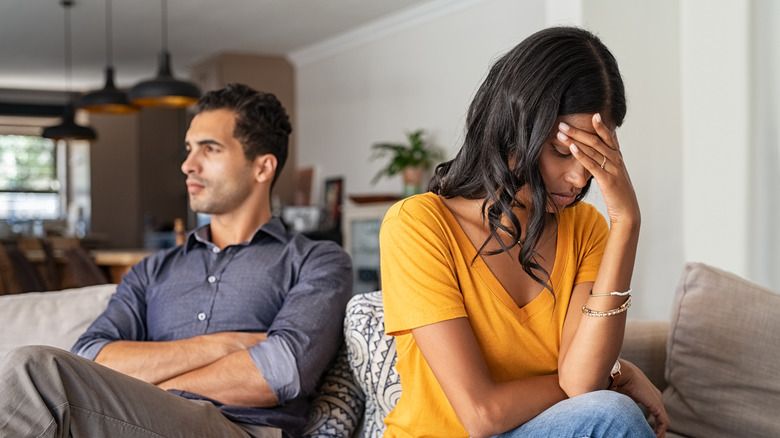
[212,247,220,254]
[207,275,216,283]
[197,312,207,321]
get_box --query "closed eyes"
[550,143,572,158]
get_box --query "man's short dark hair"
[196,83,292,187]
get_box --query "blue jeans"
[496,390,655,438]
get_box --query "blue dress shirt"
[72,217,353,435]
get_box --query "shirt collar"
[183,216,288,253]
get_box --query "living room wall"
[293,0,543,199]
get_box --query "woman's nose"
[566,162,591,188]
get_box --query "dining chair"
[1,243,47,293]
[62,246,108,287]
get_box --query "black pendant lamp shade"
[43,0,97,141]
[128,51,200,107]
[128,0,200,108]
[43,101,97,141]
[79,66,137,114]
[79,0,137,114]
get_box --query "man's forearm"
[158,349,279,407]
[95,332,267,384]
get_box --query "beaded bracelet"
[581,295,632,317]
[589,288,632,297]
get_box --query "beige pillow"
[664,263,780,438]
[0,284,115,359]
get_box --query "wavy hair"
[429,27,626,292]
[196,83,292,187]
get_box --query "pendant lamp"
[42,101,98,140]
[43,0,97,141]
[128,0,201,108]
[79,0,137,114]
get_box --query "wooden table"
[92,249,156,284]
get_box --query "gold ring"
[600,155,607,169]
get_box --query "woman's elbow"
[457,402,506,438]
[558,372,605,398]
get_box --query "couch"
[2,262,779,438]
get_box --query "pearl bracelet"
[589,288,632,297]
[581,295,632,317]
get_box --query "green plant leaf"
[369,129,443,185]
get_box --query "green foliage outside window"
[0,135,58,192]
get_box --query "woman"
[379,27,668,438]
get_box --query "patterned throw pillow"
[302,291,401,438]
[302,342,364,437]
[344,291,401,438]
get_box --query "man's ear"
[254,154,278,184]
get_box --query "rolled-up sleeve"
[248,240,352,404]
[71,261,150,359]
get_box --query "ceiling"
[0,0,435,93]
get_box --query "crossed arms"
[95,331,274,406]
[72,240,352,408]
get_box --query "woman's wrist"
[609,215,640,236]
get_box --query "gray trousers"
[0,346,282,438]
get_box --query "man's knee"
[2,345,73,374]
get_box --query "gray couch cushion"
[621,319,669,392]
[664,262,780,438]
[0,284,115,359]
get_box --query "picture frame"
[322,177,343,230]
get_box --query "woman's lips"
[551,193,576,206]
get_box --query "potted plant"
[370,129,444,197]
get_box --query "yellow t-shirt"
[380,192,608,438]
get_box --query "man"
[0,84,352,437]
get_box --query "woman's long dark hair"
[429,26,626,293]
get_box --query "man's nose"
[181,151,196,175]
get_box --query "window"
[0,134,61,220]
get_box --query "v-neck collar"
[430,194,570,322]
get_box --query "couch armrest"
[621,319,669,392]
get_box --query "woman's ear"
[254,154,278,184]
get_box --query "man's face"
[181,109,255,215]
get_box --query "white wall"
[292,0,778,320]
[293,0,545,197]
[751,0,780,290]
[681,1,752,279]
[581,0,684,320]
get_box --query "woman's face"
[536,113,597,212]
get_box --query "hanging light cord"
[62,0,73,93]
[161,0,168,51]
[105,0,113,67]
